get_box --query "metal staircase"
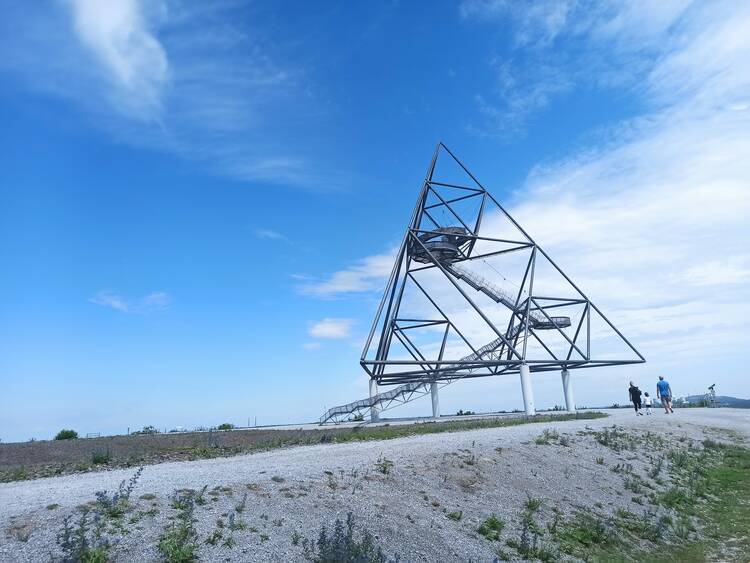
[318,326,527,423]
[319,261,569,424]
[446,264,569,330]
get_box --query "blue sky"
[1,1,749,442]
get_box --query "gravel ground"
[1,408,747,562]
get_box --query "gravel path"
[1,408,747,562]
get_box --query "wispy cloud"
[254,228,285,241]
[67,0,169,121]
[90,290,171,314]
[460,0,694,136]
[298,250,396,297]
[460,0,576,47]
[0,1,340,188]
[308,318,355,339]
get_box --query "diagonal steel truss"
[320,143,644,423]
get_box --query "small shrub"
[596,457,605,465]
[271,475,285,483]
[94,467,143,518]
[624,476,644,494]
[667,449,690,469]
[234,493,248,513]
[447,510,463,521]
[55,429,78,440]
[701,438,723,450]
[205,530,222,545]
[158,490,197,562]
[56,509,109,562]
[672,516,694,540]
[593,426,634,452]
[534,429,559,445]
[509,510,556,562]
[525,494,543,512]
[478,514,505,541]
[303,513,388,562]
[611,463,633,474]
[195,485,208,506]
[91,449,111,465]
[8,520,35,543]
[659,486,692,510]
[375,455,394,475]
[555,511,614,555]
[648,456,664,479]
[352,414,365,422]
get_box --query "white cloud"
[254,228,285,241]
[298,250,397,297]
[460,0,696,136]
[302,342,322,350]
[90,290,171,314]
[460,0,577,46]
[308,318,355,339]
[67,0,169,120]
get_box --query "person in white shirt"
[643,392,653,415]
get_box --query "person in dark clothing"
[629,381,643,415]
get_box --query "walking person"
[643,392,653,415]
[628,381,643,415]
[656,376,674,414]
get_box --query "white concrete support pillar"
[519,364,536,415]
[369,379,380,422]
[430,381,440,419]
[561,368,575,413]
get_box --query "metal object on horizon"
[706,384,717,407]
[320,144,645,424]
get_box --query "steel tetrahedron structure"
[320,144,644,424]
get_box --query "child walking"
[643,392,652,415]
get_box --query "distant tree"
[217,423,235,431]
[54,429,78,440]
[133,425,160,435]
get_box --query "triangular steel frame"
[360,143,645,387]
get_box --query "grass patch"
[375,455,394,475]
[477,514,505,541]
[664,444,750,561]
[447,510,463,521]
[555,510,615,557]
[534,429,560,445]
[158,490,198,562]
[553,437,750,562]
